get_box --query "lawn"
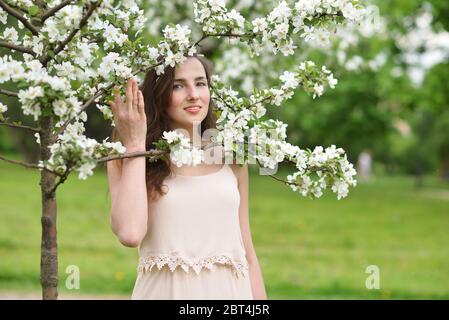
[0,158,448,299]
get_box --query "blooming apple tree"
[0,0,365,299]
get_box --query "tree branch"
[49,149,168,194]
[211,89,239,113]
[0,0,40,36]
[3,1,28,14]
[33,0,48,10]
[0,88,18,97]
[0,153,59,175]
[192,10,343,50]
[40,1,101,66]
[255,158,292,185]
[96,139,225,166]
[55,62,160,136]
[55,85,107,136]
[0,40,36,56]
[0,121,41,133]
[49,169,69,194]
[255,158,332,187]
[41,0,74,23]
[193,32,253,49]
[47,158,75,194]
[97,149,167,164]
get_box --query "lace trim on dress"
[137,253,249,278]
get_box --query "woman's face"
[167,57,210,134]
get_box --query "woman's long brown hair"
[108,54,217,201]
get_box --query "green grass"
[0,159,448,299]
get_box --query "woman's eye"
[173,82,207,89]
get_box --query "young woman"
[106,54,267,300]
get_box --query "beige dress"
[131,163,253,300]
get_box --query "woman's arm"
[107,144,148,247]
[107,79,148,248]
[233,163,268,300]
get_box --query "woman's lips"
[184,106,201,113]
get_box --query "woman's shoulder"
[228,163,248,183]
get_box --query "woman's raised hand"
[109,78,147,152]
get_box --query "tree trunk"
[38,116,58,300]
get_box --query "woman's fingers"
[132,79,138,108]
[125,78,133,111]
[111,79,141,115]
[109,100,119,118]
[108,100,115,111]
[137,90,145,114]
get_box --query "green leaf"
[17,82,28,89]
[41,106,52,117]
[72,80,81,90]
[28,5,39,16]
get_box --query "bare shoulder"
[229,163,248,185]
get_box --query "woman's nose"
[187,85,200,100]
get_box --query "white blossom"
[313,83,324,98]
[332,180,349,200]
[1,27,19,43]
[280,71,299,89]
[0,7,7,24]
[0,0,360,200]
[78,162,96,180]
[252,18,268,33]
[0,102,7,113]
